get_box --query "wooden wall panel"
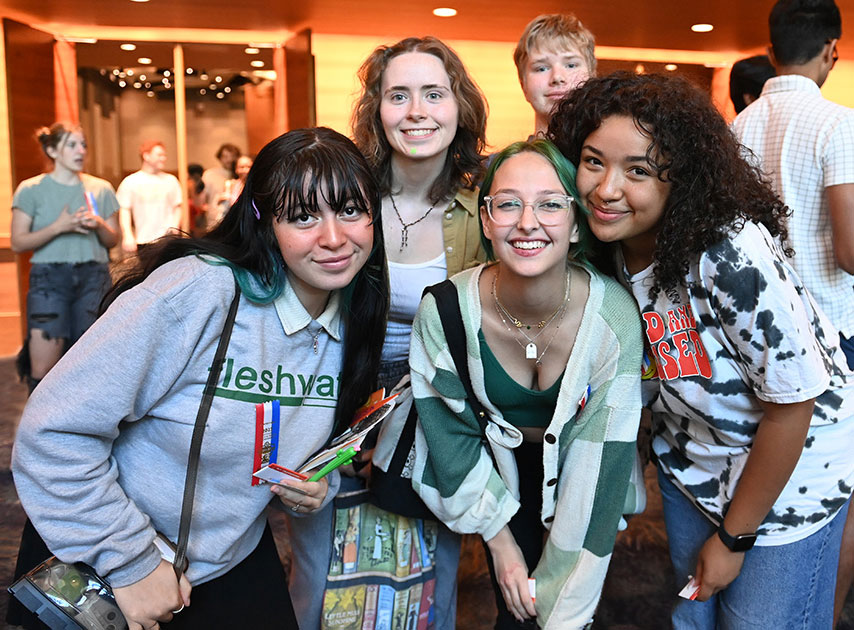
[3,18,57,341]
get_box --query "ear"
[480,205,494,241]
[45,145,58,160]
[825,38,839,63]
[766,45,777,68]
[569,220,580,244]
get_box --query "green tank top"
[478,330,562,428]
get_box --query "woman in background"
[550,72,854,628]
[213,154,254,226]
[287,36,488,630]
[10,122,120,393]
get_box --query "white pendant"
[525,342,538,360]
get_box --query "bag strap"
[423,280,495,460]
[173,276,241,579]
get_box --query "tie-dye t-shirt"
[623,220,854,545]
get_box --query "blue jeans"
[658,468,849,629]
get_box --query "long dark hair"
[105,127,390,436]
[548,72,791,299]
[351,36,488,204]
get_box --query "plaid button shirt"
[733,74,854,337]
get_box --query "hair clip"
[251,199,261,220]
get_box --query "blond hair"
[513,14,596,82]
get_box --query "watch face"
[731,533,757,552]
[718,526,757,552]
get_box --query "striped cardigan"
[409,264,643,628]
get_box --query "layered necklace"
[492,268,571,364]
[389,194,435,252]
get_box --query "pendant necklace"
[389,194,435,252]
[305,325,322,354]
[492,268,571,361]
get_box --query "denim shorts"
[26,262,111,342]
[658,468,849,629]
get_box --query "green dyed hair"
[478,138,592,264]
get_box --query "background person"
[117,140,183,253]
[728,55,775,113]
[410,139,643,629]
[551,71,854,629]
[11,127,389,630]
[9,122,119,394]
[212,154,253,226]
[731,3,854,617]
[202,142,240,227]
[513,14,596,138]
[286,35,488,630]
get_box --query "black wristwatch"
[716,524,757,552]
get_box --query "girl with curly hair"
[549,71,854,628]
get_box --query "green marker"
[308,445,360,482]
[410,147,417,155]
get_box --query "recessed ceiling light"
[216,92,225,99]
[250,60,264,68]
[130,0,149,3]
[215,75,222,83]
[200,88,207,95]
[133,82,142,88]
[186,67,194,74]
[224,86,232,93]
[146,91,154,97]
[120,43,136,51]
[634,64,646,74]
[118,80,127,87]
[691,23,714,33]
[137,57,152,65]
[245,47,260,55]
[163,70,171,77]
[433,7,457,17]
[664,63,678,71]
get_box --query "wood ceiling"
[3,0,854,58]
[3,0,854,54]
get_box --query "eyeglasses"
[483,194,574,227]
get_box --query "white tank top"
[381,251,448,363]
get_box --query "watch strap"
[717,524,757,552]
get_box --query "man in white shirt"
[117,140,183,252]
[732,0,854,623]
[513,14,596,138]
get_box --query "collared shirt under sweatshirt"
[12,257,343,588]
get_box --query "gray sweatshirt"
[12,257,343,588]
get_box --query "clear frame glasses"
[483,194,574,227]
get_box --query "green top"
[12,173,119,264]
[478,329,561,427]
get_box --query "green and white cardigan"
[409,264,643,629]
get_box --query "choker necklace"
[389,194,435,251]
[306,324,322,354]
[492,268,571,361]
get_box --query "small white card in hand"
[528,578,536,603]
[678,576,700,600]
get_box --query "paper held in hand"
[252,389,399,485]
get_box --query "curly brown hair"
[548,71,791,299]
[351,36,488,204]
